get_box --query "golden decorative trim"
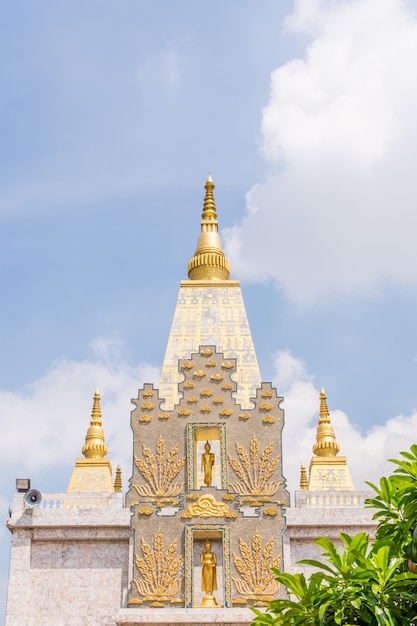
[219,408,233,416]
[233,599,248,605]
[194,370,206,378]
[229,435,280,497]
[211,373,223,381]
[142,390,155,397]
[213,397,224,404]
[201,389,214,397]
[181,494,237,519]
[158,413,170,420]
[133,436,185,498]
[138,507,154,516]
[200,348,214,357]
[133,529,183,605]
[187,396,198,403]
[261,391,273,398]
[239,413,251,420]
[222,494,235,501]
[142,402,155,410]
[179,408,192,416]
[263,416,276,424]
[186,493,199,500]
[200,405,212,413]
[206,360,217,367]
[181,361,194,369]
[259,402,273,411]
[184,382,195,389]
[222,383,233,390]
[263,507,278,516]
[139,415,152,423]
[232,530,280,601]
[222,361,235,369]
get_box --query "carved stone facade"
[126,345,289,610]
[4,178,377,626]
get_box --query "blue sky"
[2,0,417,621]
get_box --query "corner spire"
[81,389,108,459]
[114,465,122,492]
[187,175,231,281]
[312,388,340,457]
[67,389,114,493]
[299,463,308,490]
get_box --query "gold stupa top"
[81,388,108,459]
[299,463,308,490]
[187,175,231,281]
[312,388,340,457]
[67,389,114,493]
[114,465,122,493]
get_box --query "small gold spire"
[187,175,231,281]
[300,463,308,490]
[114,465,122,493]
[81,389,108,459]
[312,388,340,457]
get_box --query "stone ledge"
[115,608,255,626]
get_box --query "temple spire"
[299,463,308,490]
[306,388,354,492]
[67,389,114,493]
[114,465,122,493]
[81,388,108,459]
[312,388,340,457]
[187,175,231,281]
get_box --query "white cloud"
[225,0,417,305]
[2,340,413,502]
[276,349,417,496]
[0,339,159,497]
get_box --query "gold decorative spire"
[312,388,340,457]
[81,389,108,459]
[299,463,308,490]
[114,465,122,493]
[67,389,114,493]
[187,175,231,281]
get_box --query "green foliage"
[366,443,417,563]
[253,445,417,626]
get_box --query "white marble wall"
[5,494,131,626]
[5,491,378,626]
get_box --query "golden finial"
[187,175,231,281]
[114,465,122,493]
[81,389,108,459]
[300,463,308,490]
[312,388,340,458]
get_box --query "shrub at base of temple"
[252,445,417,625]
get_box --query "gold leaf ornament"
[259,402,273,411]
[134,529,183,604]
[228,435,281,497]
[232,530,280,599]
[133,436,185,498]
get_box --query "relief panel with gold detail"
[126,346,289,609]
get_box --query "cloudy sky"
[2,0,417,620]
